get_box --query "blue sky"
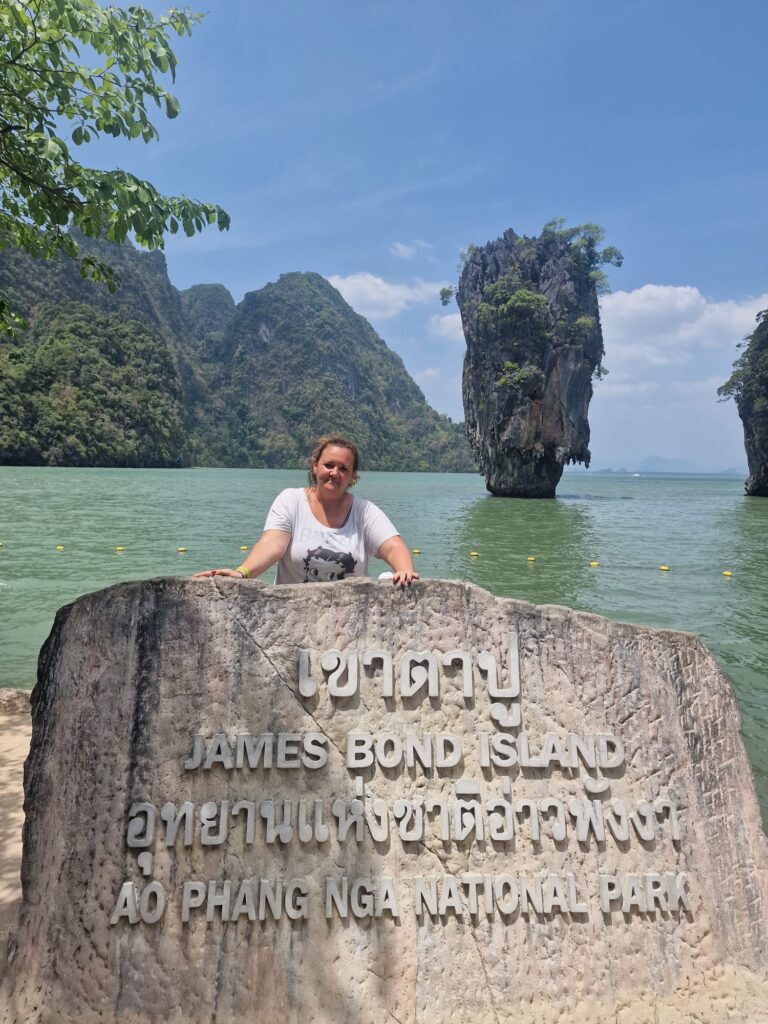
[90,0,766,469]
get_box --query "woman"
[195,436,419,587]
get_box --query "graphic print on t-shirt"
[302,546,357,582]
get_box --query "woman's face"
[312,445,356,494]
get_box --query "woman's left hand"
[391,569,419,587]
[378,536,420,587]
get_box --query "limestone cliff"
[457,223,618,497]
[719,309,768,496]
[0,238,473,470]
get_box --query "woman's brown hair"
[308,435,360,486]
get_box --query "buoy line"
[3,542,738,581]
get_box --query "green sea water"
[1,466,766,822]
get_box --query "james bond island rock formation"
[4,578,768,1024]
[719,308,768,496]
[0,236,473,471]
[456,222,621,497]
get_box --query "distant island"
[0,235,475,472]
[565,457,746,476]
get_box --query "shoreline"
[0,691,31,979]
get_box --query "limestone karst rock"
[458,224,614,497]
[719,308,768,496]
[3,576,768,1024]
[0,239,473,471]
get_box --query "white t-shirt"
[263,488,399,585]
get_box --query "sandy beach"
[0,696,32,979]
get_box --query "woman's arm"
[194,530,291,579]
[377,535,419,587]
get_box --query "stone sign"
[3,577,768,1023]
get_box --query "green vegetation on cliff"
[472,222,621,394]
[719,309,768,495]
[0,305,185,465]
[209,272,471,471]
[0,238,474,471]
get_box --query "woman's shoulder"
[274,487,305,502]
[351,494,383,519]
[268,488,306,515]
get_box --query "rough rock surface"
[458,227,605,496]
[3,577,768,1024]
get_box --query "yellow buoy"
[722,570,733,577]
[412,548,421,555]
[470,551,478,557]
[527,556,536,562]
[56,545,65,551]
[240,545,248,551]
[659,565,670,571]
[177,547,187,553]
[590,561,599,567]
[115,546,125,553]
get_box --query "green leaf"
[164,93,180,119]
[0,0,229,338]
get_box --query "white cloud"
[667,375,725,397]
[412,365,465,420]
[390,239,434,259]
[327,272,447,319]
[600,285,768,372]
[590,285,765,468]
[427,312,464,343]
[598,380,660,399]
[414,367,442,383]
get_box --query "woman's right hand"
[192,530,290,582]
[193,568,245,579]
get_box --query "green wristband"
[236,565,250,579]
